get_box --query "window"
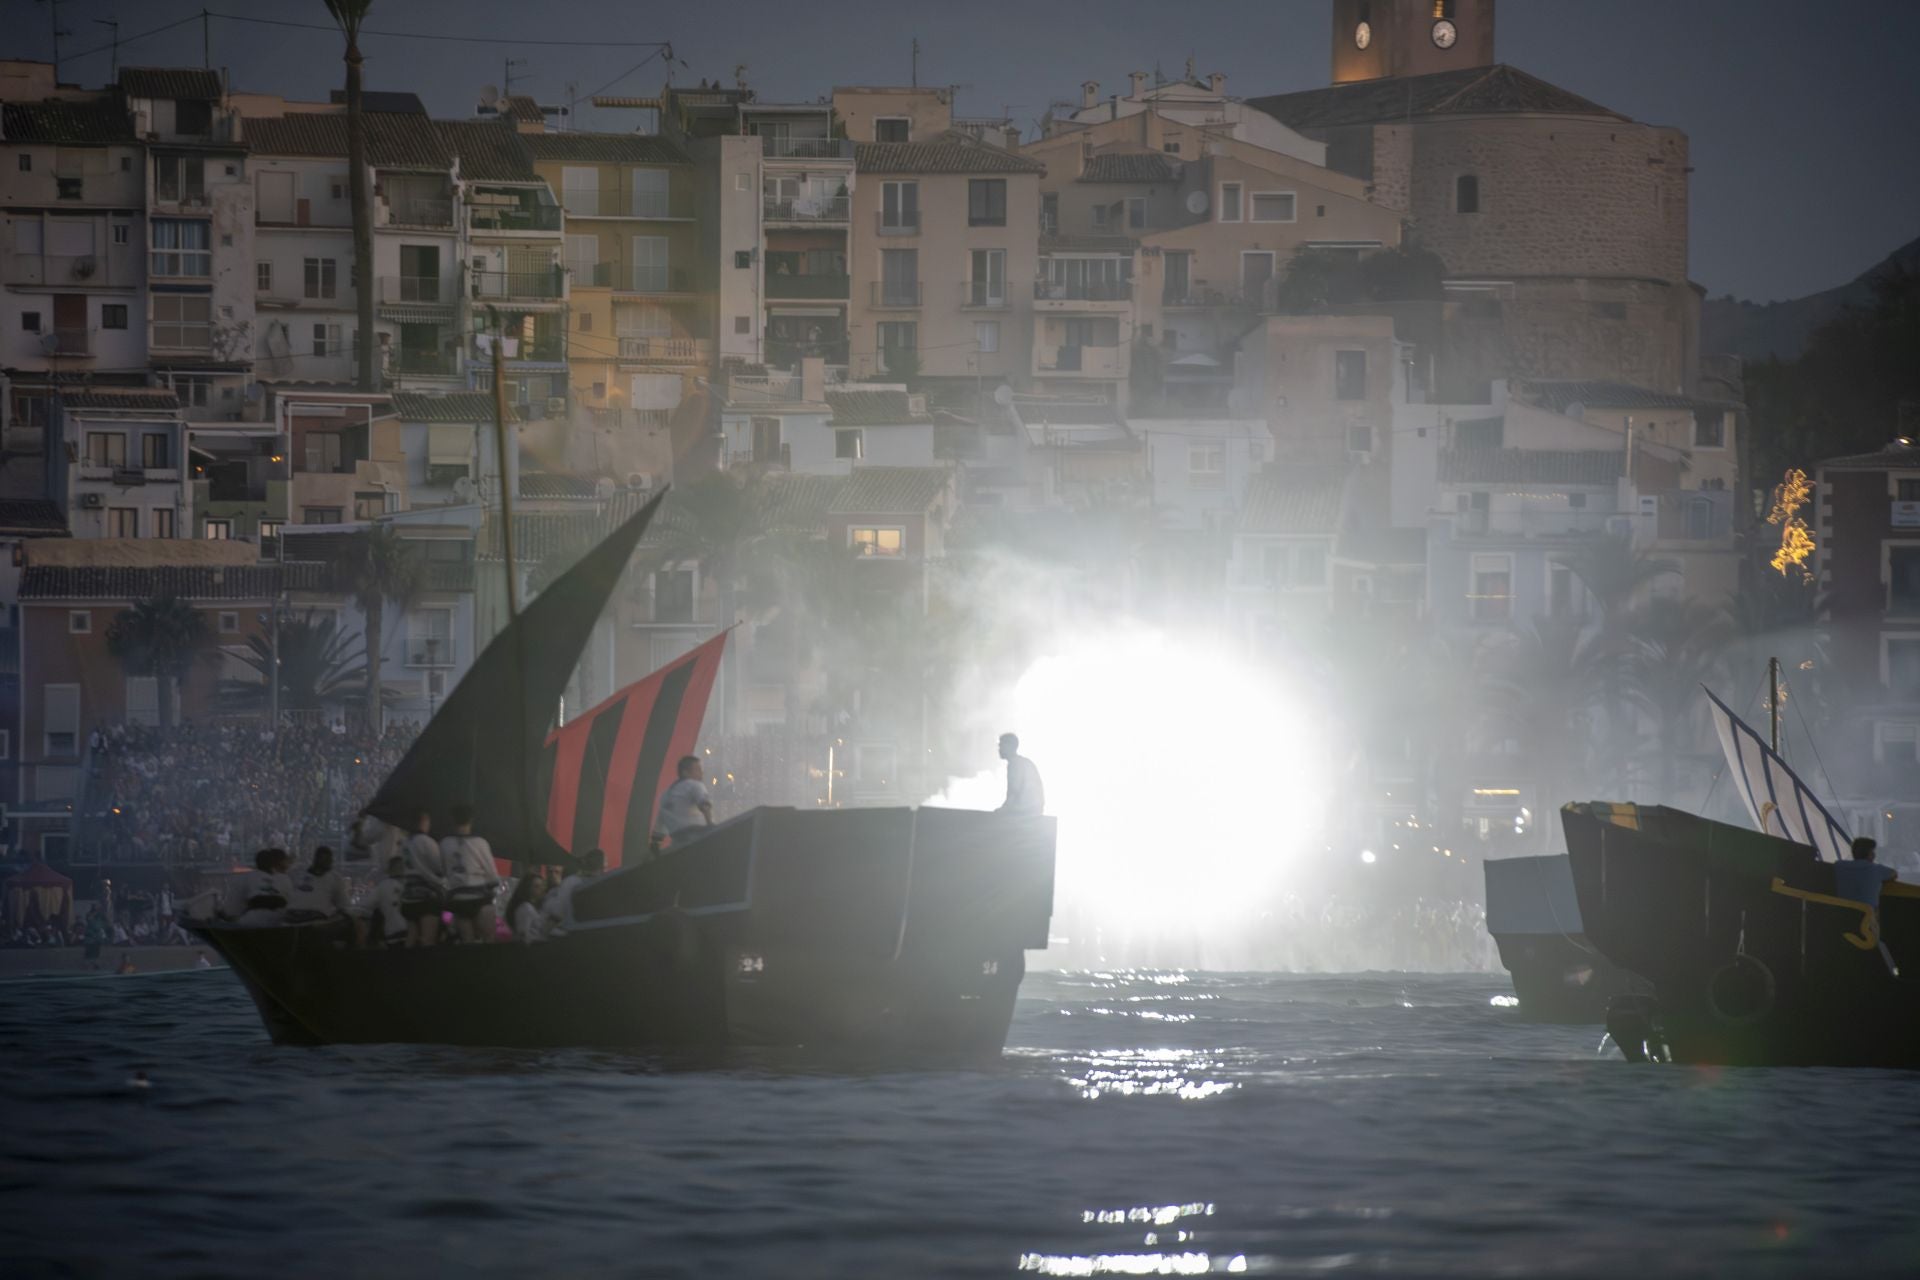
[875,117,910,142]
[57,176,81,200]
[1686,497,1715,541]
[102,303,127,329]
[45,684,80,757]
[880,181,919,231]
[879,249,918,306]
[407,606,455,662]
[1892,546,1920,614]
[68,611,91,634]
[1334,349,1368,401]
[734,172,751,192]
[142,434,171,468]
[304,257,337,299]
[968,248,1006,306]
[203,519,231,539]
[1250,192,1296,222]
[1126,197,1147,230]
[734,315,751,335]
[21,311,40,332]
[877,321,917,371]
[835,429,864,460]
[1455,174,1480,214]
[1040,192,1058,235]
[151,293,211,349]
[86,432,127,466]
[112,223,129,245]
[1189,443,1226,489]
[354,492,386,521]
[1694,412,1726,448]
[1876,723,1920,766]
[313,322,342,357]
[1898,478,1920,502]
[304,507,343,525]
[850,526,905,558]
[218,610,240,635]
[968,179,1007,227]
[1470,553,1513,622]
[152,508,175,538]
[974,320,1000,353]
[630,168,670,218]
[1219,182,1243,222]
[1548,562,1580,617]
[1889,638,1920,696]
[149,218,210,275]
[16,154,27,172]
[260,520,282,544]
[256,261,272,293]
[647,568,698,623]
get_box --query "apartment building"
[52,387,189,538]
[527,130,701,424]
[1043,68,1324,165]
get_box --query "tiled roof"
[826,388,929,426]
[1439,448,1624,487]
[1248,65,1621,133]
[119,67,222,101]
[479,510,598,562]
[1,98,135,145]
[855,132,1045,175]
[1077,152,1179,184]
[829,466,951,515]
[1820,441,1920,471]
[503,96,544,124]
[1040,233,1138,254]
[437,119,535,181]
[21,562,325,601]
[760,473,848,534]
[1238,466,1346,535]
[330,90,428,115]
[0,500,67,535]
[520,131,689,165]
[243,112,453,168]
[520,472,602,499]
[60,388,181,412]
[389,391,515,423]
[1518,380,1717,415]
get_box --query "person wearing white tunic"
[506,873,547,945]
[439,804,501,943]
[287,846,352,922]
[222,849,293,928]
[654,756,714,846]
[541,849,605,938]
[399,811,447,947]
[357,855,408,947]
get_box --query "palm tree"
[1554,537,1677,627]
[341,524,422,731]
[1473,614,1610,813]
[1627,596,1733,804]
[324,0,377,392]
[105,596,209,727]
[233,609,369,711]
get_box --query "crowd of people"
[83,719,420,865]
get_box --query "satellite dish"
[479,84,501,107]
[1185,189,1210,215]
[992,384,1014,407]
[38,332,60,355]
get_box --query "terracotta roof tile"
[0,500,67,535]
[520,131,689,165]
[436,119,535,181]
[826,388,930,426]
[389,391,518,422]
[118,67,222,101]
[1,98,135,145]
[503,95,544,123]
[1249,65,1621,133]
[828,466,953,515]
[520,472,601,499]
[21,562,324,601]
[760,473,848,534]
[1820,441,1920,471]
[855,132,1044,175]
[1076,152,1179,184]
[243,112,453,168]
[60,388,181,412]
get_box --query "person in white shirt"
[221,849,294,928]
[440,804,501,943]
[996,733,1045,817]
[357,855,408,948]
[287,846,352,925]
[542,849,605,938]
[654,756,714,848]
[505,873,548,944]
[399,810,447,947]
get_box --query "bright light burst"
[938,629,1332,958]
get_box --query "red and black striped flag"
[541,632,726,869]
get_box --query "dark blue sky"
[8,0,1917,301]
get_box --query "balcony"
[764,195,850,224]
[1035,344,1125,379]
[1443,509,1624,541]
[960,282,1009,310]
[875,212,920,237]
[470,269,566,301]
[1035,278,1132,304]
[597,263,694,295]
[49,327,90,356]
[761,136,853,160]
[467,203,563,234]
[870,281,922,309]
[588,406,673,432]
[617,336,709,364]
[1650,490,1734,543]
[391,349,460,378]
[378,275,457,306]
[381,196,454,228]
[561,190,678,219]
[767,271,850,300]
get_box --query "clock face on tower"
[1432,19,1458,49]
[1354,21,1372,50]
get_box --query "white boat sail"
[1703,685,1851,862]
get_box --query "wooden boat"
[195,492,1058,1054]
[1482,853,1644,1023]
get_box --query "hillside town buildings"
[6,0,1898,869]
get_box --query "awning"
[379,303,455,323]
[428,423,472,464]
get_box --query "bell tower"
[1331,0,1497,84]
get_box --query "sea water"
[3,969,1919,1277]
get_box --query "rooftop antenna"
[92,17,119,81]
[910,37,919,89]
[562,79,577,130]
[37,0,69,83]
[504,57,529,99]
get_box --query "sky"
[6,0,1917,302]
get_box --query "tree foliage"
[105,596,209,727]
[339,524,423,730]
[230,608,369,711]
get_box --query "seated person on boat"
[440,804,502,943]
[222,849,293,928]
[357,854,408,948]
[506,872,547,944]
[286,846,352,929]
[654,756,715,848]
[543,849,605,937]
[1835,837,1898,910]
[400,810,447,947]
[997,733,1045,817]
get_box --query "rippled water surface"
[5,968,1920,1278]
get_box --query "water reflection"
[1062,1048,1238,1101]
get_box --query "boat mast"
[489,306,520,620]
[1768,655,1782,754]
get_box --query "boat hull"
[1484,854,1646,1023]
[196,806,1054,1058]
[1562,803,1920,1068]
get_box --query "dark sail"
[363,491,667,862]
[543,631,726,869]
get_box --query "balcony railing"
[561,190,674,219]
[470,269,566,301]
[382,196,454,227]
[764,195,850,223]
[767,272,850,300]
[870,280,922,309]
[378,275,456,304]
[767,341,850,369]
[760,136,853,160]
[588,406,673,431]
[1035,278,1132,302]
[50,327,90,355]
[617,336,706,363]
[961,282,1009,309]
[726,373,807,405]
[1035,345,1125,378]
[582,263,692,294]
[875,212,920,237]
[467,203,563,233]
[391,349,460,377]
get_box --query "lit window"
[850,526,904,558]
